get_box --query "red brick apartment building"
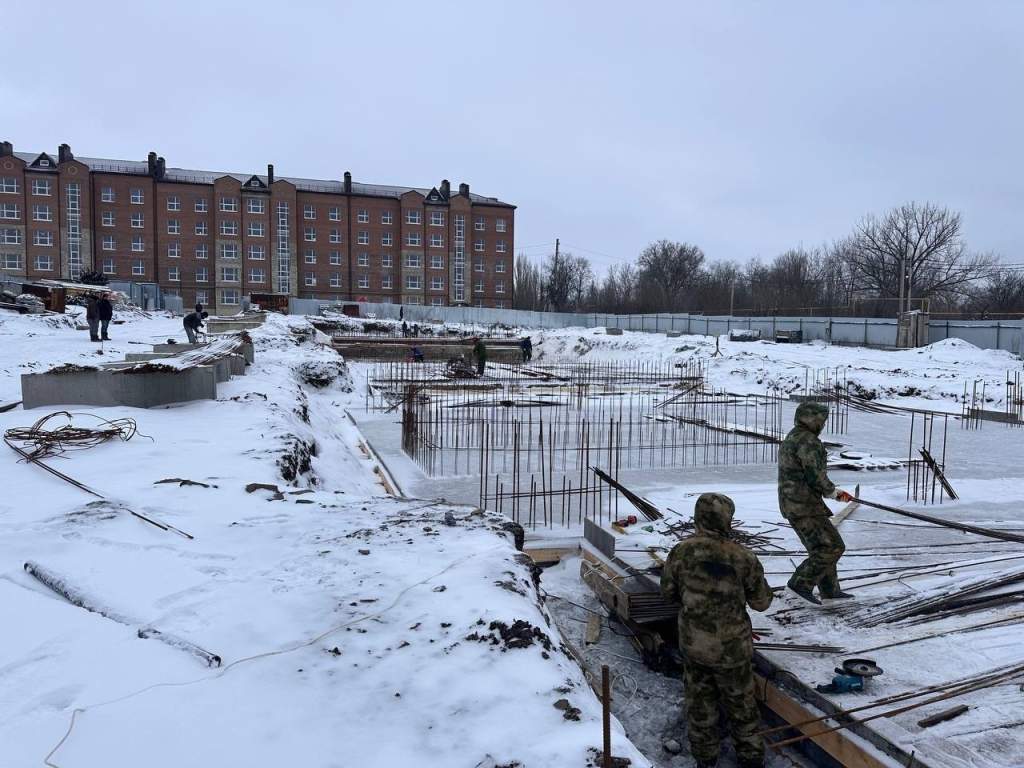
[0,142,515,314]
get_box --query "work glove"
[831,488,854,503]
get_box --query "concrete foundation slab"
[21,365,218,409]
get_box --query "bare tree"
[846,202,994,311]
[637,240,705,312]
[964,268,1024,315]
[543,250,593,311]
[513,255,544,310]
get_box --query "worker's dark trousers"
[788,514,846,596]
[684,659,764,764]
[87,317,99,340]
[185,326,198,344]
[100,319,110,339]
[477,360,486,376]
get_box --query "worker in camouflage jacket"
[661,493,773,768]
[778,401,854,604]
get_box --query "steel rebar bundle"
[4,410,142,460]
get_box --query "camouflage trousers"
[788,515,846,596]
[683,659,764,764]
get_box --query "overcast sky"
[4,1,1021,273]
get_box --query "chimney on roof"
[156,156,166,180]
[147,151,157,176]
[440,179,450,198]
[267,164,274,185]
[0,141,12,158]
[58,143,73,164]
[458,182,470,197]
[344,171,352,194]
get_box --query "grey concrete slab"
[21,365,218,409]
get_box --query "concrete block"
[605,327,624,336]
[206,318,264,333]
[666,331,683,338]
[124,352,178,362]
[21,365,218,409]
[229,354,246,376]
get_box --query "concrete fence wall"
[286,299,1022,354]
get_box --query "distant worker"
[661,493,773,768]
[183,310,209,344]
[471,336,487,376]
[520,336,533,363]
[412,323,420,338]
[779,402,854,604]
[97,293,114,341]
[401,320,409,337]
[85,293,101,342]
[410,345,425,363]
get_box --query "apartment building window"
[195,221,208,236]
[405,210,422,225]
[167,196,181,211]
[102,235,115,251]
[304,272,316,287]
[474,239,484,252]
[0,228,21,244]
[304,227,316,242]
[381,253,393,267]
[167,242,181,258]
[430,234,444,248]
[303,204,316,220]
[0,177,19,194]
[475,261,484,273]
[249,267,265,283]
[351,252,366,267]
[305,249,316,264]
[220,243,239,259]
[195,198,208,213]
[101,187,114,203]
[431,297,444,307]
[221,266,240,283]
[33,231,53,247]
[196,289,209,305]
[247,198,265,214]
[194,245,209,261]
[220,221,238,236]
[405,232,421,247]
[358,274,369,289]
[496,218,507,233]
[381,211,393,225]
[382,275,393,289]
[329,206,340,222]
[430,211,444,226]
[167,219,180,235]
[495,261,506,273]
[405,253,422,268]
[35,254,54,271]
[168,266,180,282]
[33,205,52,222]
[0,203,20,219]
[220,197,238,212]
[407,297,423,305]
[248,222,264,237]
[131,189,144,205]
[495,280,505,294]
[128,213,143,229]
[329,250,341,266]
[496,240,506,253]
[406,275,422,290]
[31,179,51,196]
[381,232,393,247]
[431,277,444,291]
[221,289,240,305]
[329,229,341,244]
[101,258,115,275]
[474,216,485,231]
[131,236,144,252]
[101,211,114,227]
[474,281,484,294]
[196,266,209,282]
[357,209,369,223]
[495,300,506,309]
[431,254,443,269]
[132,260,145,276]
[249,245,265,260]
[329,272,341,288]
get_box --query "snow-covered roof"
[12,151,514,207]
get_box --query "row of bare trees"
[514,202,1022,317]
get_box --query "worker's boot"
[737,758,763,768]
[786,579,821,605]
[821,589,855,600]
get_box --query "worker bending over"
[778,401,853,604]
[661,493,773,768]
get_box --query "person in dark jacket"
[183,310,208,344]
[520,336,533,362]
[85,294,100,342]
[97,294,114,341]
[471,337,488,376]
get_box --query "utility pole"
[897,253,906,317]
[555,238,560,261]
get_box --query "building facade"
[0,142,515,314]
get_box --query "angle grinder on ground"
[816,658,883,694]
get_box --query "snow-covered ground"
[0,310,647,768]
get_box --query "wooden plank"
[584,614,602,645]
[918,705,968,729]
[522,545,579,565]
[832,483,860,527]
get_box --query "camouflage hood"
[694,493,735,537]
[794,401,829,435]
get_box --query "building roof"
[13,151,514,208]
